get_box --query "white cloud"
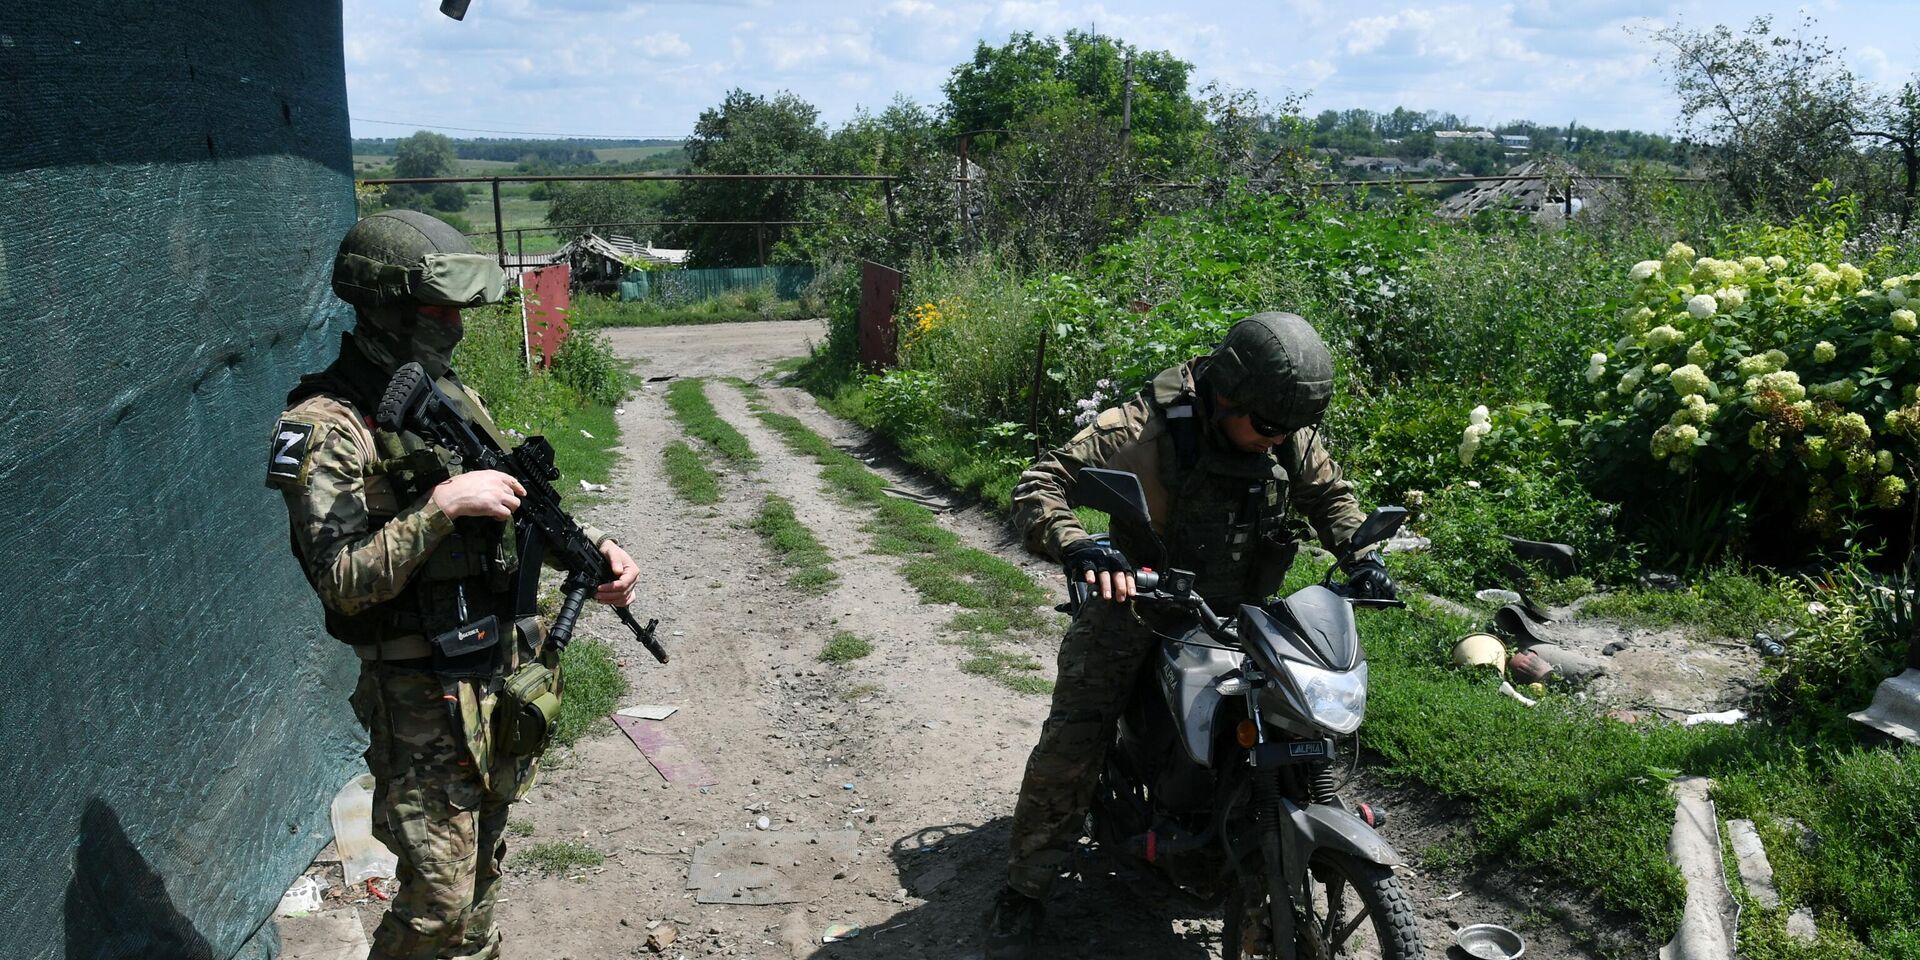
[640,31,693,58]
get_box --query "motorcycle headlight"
[1280,660,1368,734]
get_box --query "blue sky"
[343,1,1918,141]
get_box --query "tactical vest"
[1109,364,1303,610]
[286,335,519,646]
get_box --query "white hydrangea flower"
[1617,366,1645,394]
[1585,353,1608,384]
[1686,341,1711,366]
[1766,255,1789,272]
[1645,325,1683,351]
[1741,256,1769,274]
[1665,242,1696,264]
[1469,404,1490,426]
[1686,294,1718,320]
[1670,364,1712,397]
[1814,341,1837,363]
[1716,286,1746,309]
[1893,308,1917,333]
[1630,260,1662,281]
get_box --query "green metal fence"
[619,265,815,303]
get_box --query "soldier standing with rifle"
[267,210,641,960]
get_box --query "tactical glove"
[1062,537,1132,581]
[1342,553,1397,601]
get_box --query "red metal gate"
[858,260,901,372]
[520,264,571,368]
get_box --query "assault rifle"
[376,361,667,662]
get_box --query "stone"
[1726,819,1780,908]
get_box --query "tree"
[1653,15,1917,221]
[667,89,832,266]
[942,30,1208,176]
[429,183,468,213]
[544,180,673,240]
[393,130,456,179]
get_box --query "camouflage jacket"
[268,339,606,649]
[1013,360,1366,605]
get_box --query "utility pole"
[957,133,972,255]
[1120,50,1134,155]
[491,178,506,270]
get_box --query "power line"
[350,116,688,140]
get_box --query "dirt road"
[288,319,1637,960]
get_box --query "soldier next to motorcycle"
[985,311,1398,958]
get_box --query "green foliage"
[752,494,838,594]
[429,183,468,213]
[554,639,625,748]
[544,179,672,238]
[549,326,626,406]
[393,130,456,180]
[670,89,830,266]
[1579,218,1920,558]
[661,440,720,505]
[1395,467,1635,600]
[819,631,873,663]
[568,290,815,328]
[664,378,755,465]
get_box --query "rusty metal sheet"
[687,831,860,905]
[519,264,571,368]
[858,260,901,372]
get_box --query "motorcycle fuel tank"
[1157,631,1242,768]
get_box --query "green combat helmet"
[331,209,507,310]
[1204,311,1335,433]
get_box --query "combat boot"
[984,886,1044,960]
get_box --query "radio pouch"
[500,661,561,756]
[430,615,503,680]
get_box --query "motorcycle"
[1069,467,1426,960]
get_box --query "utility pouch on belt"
[500,661,561,756]
[430,615,503,679]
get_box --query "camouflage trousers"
[352,662,535,960]
[1006,600,1159,899]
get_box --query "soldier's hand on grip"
[1064,537,1136,602]
[432,470,526,520]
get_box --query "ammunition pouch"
[498,616,561,757]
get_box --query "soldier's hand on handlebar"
[432,470,526,520]
[1342,553,1398,601]
[595,539,638,606]
[1064,538,1136,603]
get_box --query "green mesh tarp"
[625,264,816,302]
[0,3,361,958]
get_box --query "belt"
[354,633,435,661]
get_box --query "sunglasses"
[1247,411,1291,437]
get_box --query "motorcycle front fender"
[1278,798,1403,899]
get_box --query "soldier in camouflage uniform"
[267,211,638,960]
[985,312,1396,959]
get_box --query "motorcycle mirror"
[1347,506,1409,555]
[1075,468,1153,527]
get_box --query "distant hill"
[351,137,686,168]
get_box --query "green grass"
[820,631,874,663]
[661,440,720,504]
[507,818,535,837]
[553,639,626,747]
[665,378,756,466]
[738,383,1055,694]
[547,398,622,507]
[752,494,839,593]
[510,840,604,874]
[1580,565,1797,640]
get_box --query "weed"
[554,640,626,748]
[661,440,720,504]
[820,631,874,663]
[507,818,535,837]
[511,841,603,874]
[840,683,885,701]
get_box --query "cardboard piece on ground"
[615,714,717,786]
[688,831,860,905]
[276,908,370,960]
[615,704,680,721]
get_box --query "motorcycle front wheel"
[1223,849,1425,960]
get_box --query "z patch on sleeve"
[265,419,318,489]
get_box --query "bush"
[431,183,468,212]
[550,326,626,406]
[1396,466,1635,600]
[1581,217,1920,561]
